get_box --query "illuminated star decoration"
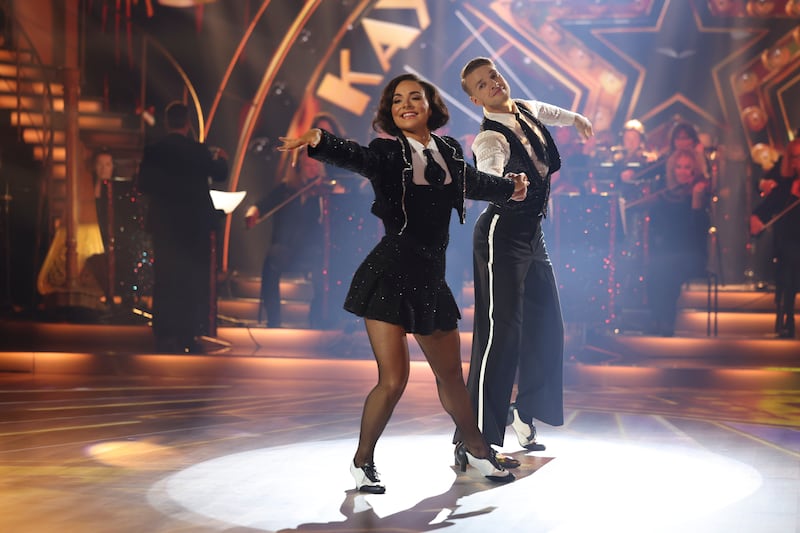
[565,0,763,128]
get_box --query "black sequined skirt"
[343,234,461,335]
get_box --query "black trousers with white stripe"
[464,204,565,447]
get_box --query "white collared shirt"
[472,99,576,177]
[407,136,452,186]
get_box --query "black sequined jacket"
[308,129,515,236]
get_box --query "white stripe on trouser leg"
[477,213,499,433]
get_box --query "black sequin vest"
[480,101,561,216]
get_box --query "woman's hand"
[691,180,707,209]
[508,172,529,201]
[277,128,322,166]
[759,178,778,196]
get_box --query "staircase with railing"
[0,5,145,315]
[0,47,142,230]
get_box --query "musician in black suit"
[137,102,228,353]
[751,138,800,339]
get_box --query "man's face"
[94,154,113,181]
[622,130,641,152]
[464,64,511,113]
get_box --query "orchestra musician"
[244,149,331,328]
[614,119,659,238]
[37,147,107,312]
[616,120,708,193]
[137,102,228,353]
[627,147,710,336]
[604,121,659,314]
[614,119,658,184]
[667,121,710,178]
[750,137,800,339]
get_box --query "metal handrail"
[0,0,56,181]
[0,0,56,306]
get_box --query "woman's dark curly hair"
[371,73,449,136]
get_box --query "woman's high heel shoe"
[454,443,515,483]
[350,460,386,494]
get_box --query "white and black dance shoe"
[350,460,386,494]
[508,405,546,451]
[454,443,515,483]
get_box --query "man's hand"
[573,114,594,140]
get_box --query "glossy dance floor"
[0,325,798,533]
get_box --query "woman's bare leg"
[353,319,410,466]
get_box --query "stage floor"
[0,325,797,532]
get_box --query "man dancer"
[456,57,593,454]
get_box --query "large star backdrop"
[94,0,800,176]
[85,0,800,322]
[233,0,800,171]
[401,0,798,153]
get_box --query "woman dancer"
[279,74,527,493]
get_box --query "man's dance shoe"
[508,405,546,451]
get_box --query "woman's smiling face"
[673,155,696,185]
[391,80,432,136]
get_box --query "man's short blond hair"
[460,57,494,96]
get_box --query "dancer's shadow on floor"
[277,451,552,532]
